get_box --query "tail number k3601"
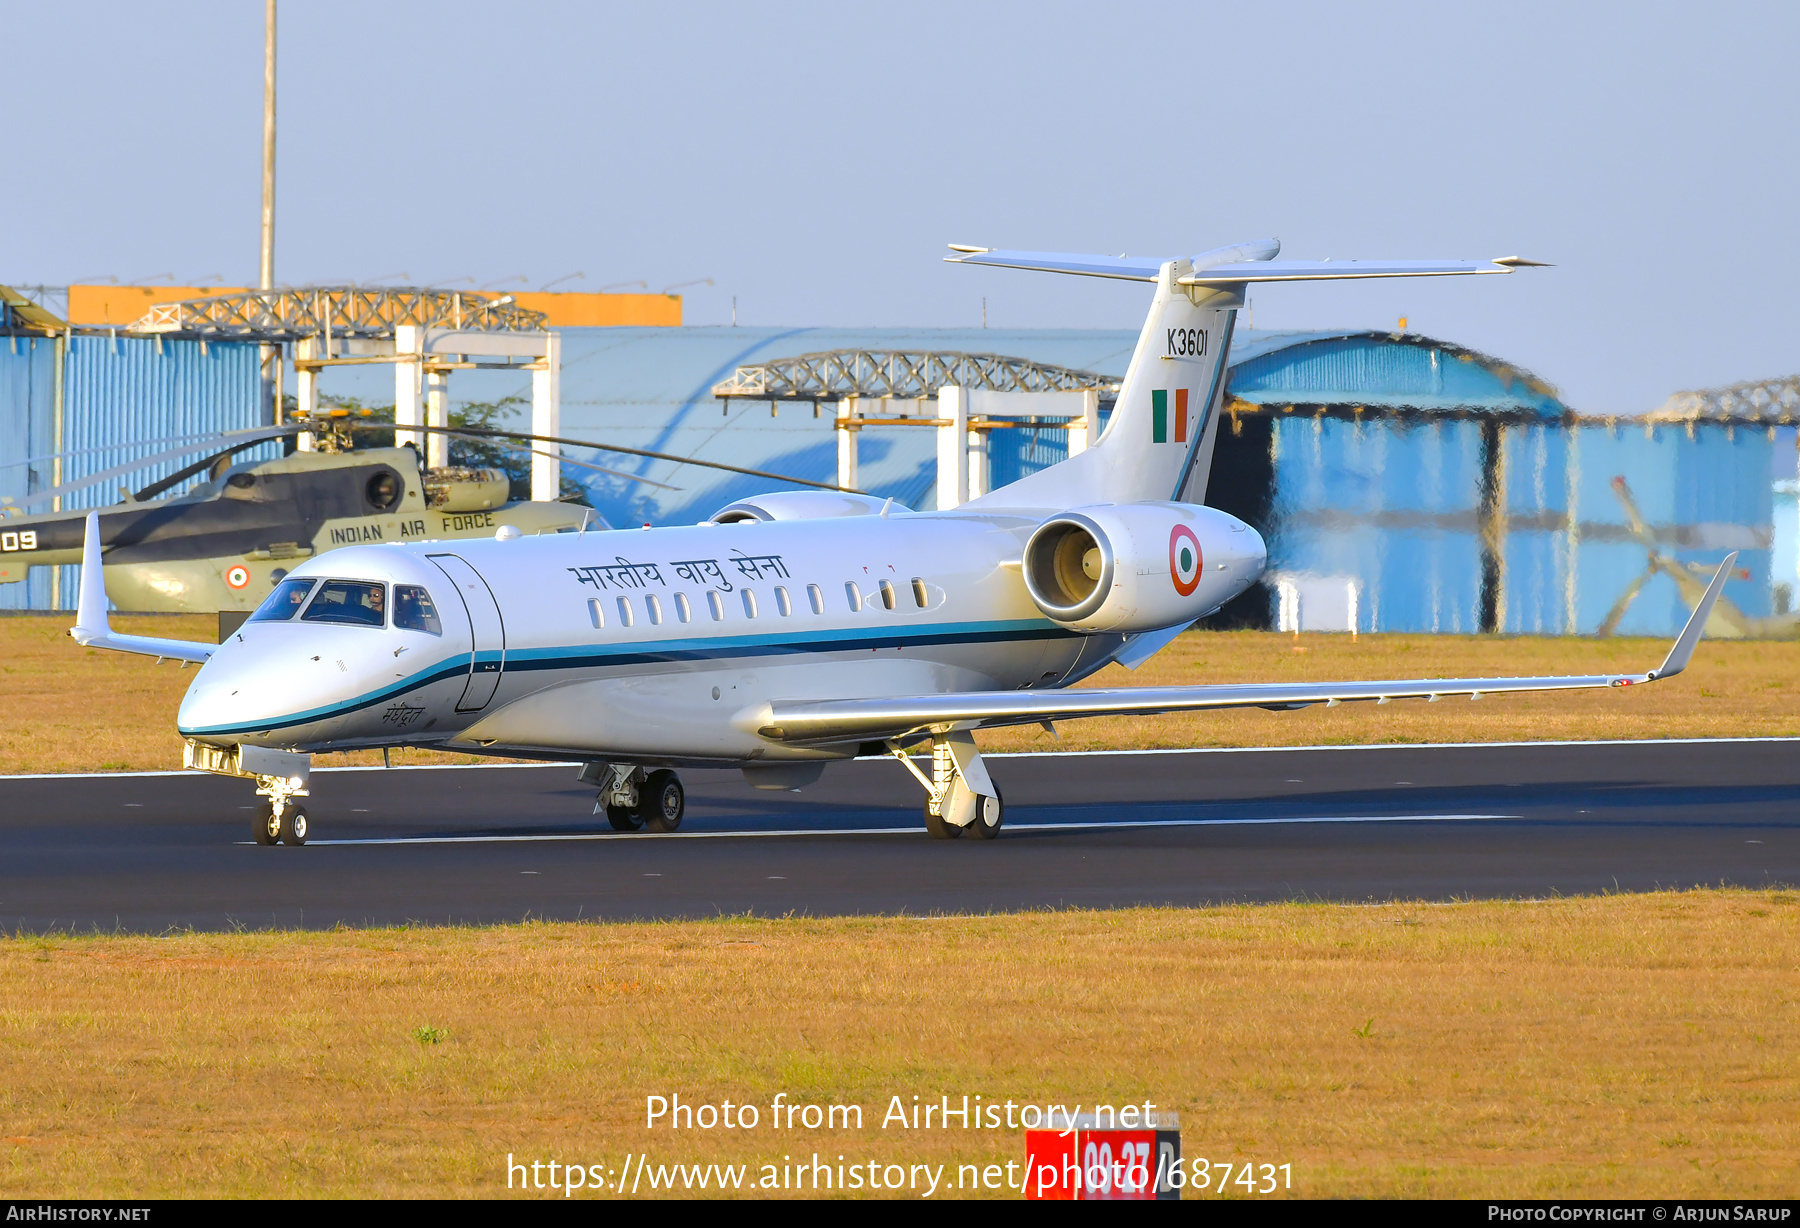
[1166,327,1207,358]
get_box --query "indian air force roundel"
[1169,524,1202,596]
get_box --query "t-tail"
[946,241,1541,511]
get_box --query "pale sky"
[2,0,1793,415]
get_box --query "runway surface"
[2,739,1796,932]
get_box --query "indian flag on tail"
[1151,389,1190,444]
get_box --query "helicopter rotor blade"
[1,425,300,513]
[506,444,682,492]
[350,421,860,494]
[0,431,231,475]
[132,437,292,503]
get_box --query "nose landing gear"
[186,741,313,848]
[251,799,310,846]
[582,763,685,833]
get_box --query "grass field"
[2,614,1795,774]
[1,890,1796,1199]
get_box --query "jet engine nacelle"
[1022,502,1264,634]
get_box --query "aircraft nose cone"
[176,641,301,743]
[177,662,247,741]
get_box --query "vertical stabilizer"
[967,258,1240,511]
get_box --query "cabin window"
[250,578,316,622]
[807,583,824,615]
[646,594,663,625]
[675,592,692,623]
[616,596,634,628]
[911,577,928,608]
[393,584,442,635]
[300,580,387,628]
[587,597,605,629]
[774,585,793,616]
[707,590,725,621]
[742,589,758,618]
[845,581,862,612]
[878,579,896,610]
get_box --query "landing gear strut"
[581,763,685,833]
[186,741,312,847]
[889,730,1003,840]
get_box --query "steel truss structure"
[712,350,1120,403]
[131,287,547,339]
[1651,375,1800,426]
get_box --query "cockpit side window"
[249,578,318,622]
[300,580,387,627]
[392,584,443,635]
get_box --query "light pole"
[261,0,278,426]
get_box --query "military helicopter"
[0,408,851,635]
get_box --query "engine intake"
[1022,514,1114,622]
[1021,502,1265,634]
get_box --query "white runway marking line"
[278,813,1517,847]
[9,736,1800,781]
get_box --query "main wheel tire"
[923,803,963,840]
[252,802,280,846]
[640,770,684,833]
[279,805,309,846]
[605,802,643,832]
[967,789,1004,840]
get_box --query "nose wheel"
[251,799,309,846]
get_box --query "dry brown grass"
[1,890,1795,1198]
[2,614,1795,774]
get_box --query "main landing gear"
[888,730,1004,841]
[582,763,685,833]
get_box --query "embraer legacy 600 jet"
[69,241,1733,845]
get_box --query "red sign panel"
[1024,1128,1180,1200]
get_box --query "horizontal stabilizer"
[944,248,1169,281]
[947,244,1524,285]
[1178,258,1509,285]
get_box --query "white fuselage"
[176,506,1264,766]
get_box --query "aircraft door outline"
[427,553,507,711]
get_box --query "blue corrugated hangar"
[2,286,1793,637]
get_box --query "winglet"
[66,510,214,664]
[70,511,111,646]
[1649,552,1736,681]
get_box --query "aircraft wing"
[67,512,216,664]
[748,556,1734,747]
[946,245,1536,284]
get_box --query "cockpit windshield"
[300,580,387,627]
[392,584,443,635]
[249,578,318,622]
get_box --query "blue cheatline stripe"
[177,617,1076,738]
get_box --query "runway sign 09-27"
[1025,1124,1181,1200]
